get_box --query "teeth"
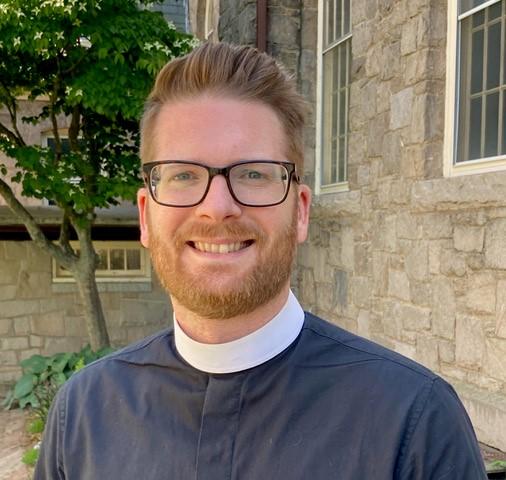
[194,242,247,253]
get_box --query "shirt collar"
[173,290,304,374]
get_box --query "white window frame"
[53,241,152,283]
[315,0,351,195]
[444,0,506,177]
[204,0,217,41]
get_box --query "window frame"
[315,0,351,195]
[52,241,152,283]
[444,0,506,176]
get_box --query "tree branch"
[0,177,75,271]
[0,121,24,147]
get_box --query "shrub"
[2,345,114,424]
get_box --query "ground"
[0,408,505,478]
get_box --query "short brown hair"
[140,42,307,171]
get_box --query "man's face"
[137,96,311,319]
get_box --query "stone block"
[428,241,442,274]
[13,316,30,335]
[353,20,373,57]
[299,268,316,306]
[388,269,411,301]
[383,300,404,338]
[401,18,417,55]
[454,226,484,252]
[405,242,428,281]
[316,282,337,312]
[401,303,431,331]
[392,340,416,359]
[341,227,355,271]
[354,242,371,276]
[334,270,348,309]
[0,285,17,301]
[1,299,39,318]
[484,338,506,383]
[372,213,397,252]
[64,316,87,338]
[496,280,506,339]
[485,219,506,269]
[438,339,455,364]
[440,249,467,277]
[1,336,29,350]
[19,349,42,362]
[419,213,453,239]
[0,318,12,335]
[367,113,388,157]
[300,7,317,50]
[416,334,439,372]
[350,276,371,309]
[381,131,401,176]
[455,315,485,369]
[431,278,456,339]
[357,309,370,338]
[0,350,17,366]
[31,312,65,336]
[397,211,419,240]
[44,337,83,356]
[372,251,389,296]
[390,87,413,129]
[465,274,496,315]
[30,335,43,348]
[410,281,432,307]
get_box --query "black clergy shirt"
[35,312,487,479]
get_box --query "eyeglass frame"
[141,159,301,208]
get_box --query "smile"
[190,241,253,253]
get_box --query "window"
[53,241,151,282]
[316,0,351,193]
[444,0,506,176]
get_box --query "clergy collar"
[173,290,304,374]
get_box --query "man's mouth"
[188,240,254,253]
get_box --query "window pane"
[473,9,485,26]
[460,0,492,15]
[326,0,334,47]
[471,29,484,93]
[489,1,503,19]
[339,89,346,135]
[331,138,337,183]
[96,250,108,270]
[487,22,501,89]
[338,136,346,182]
[110,249,125,270]
[469,97,483,159]
[485,92,500,156]
[344,0,351,35]
[126,249,141,270]
[336,0,342,40]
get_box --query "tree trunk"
[75,225,110,351]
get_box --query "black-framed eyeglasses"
[142,160,300,208]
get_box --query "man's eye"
[171,172,194,181]
[241,170,267,180]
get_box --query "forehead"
[152,96,288,164]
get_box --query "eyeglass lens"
[149,162,290,206]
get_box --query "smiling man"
[35,43,487,479]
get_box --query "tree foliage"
[0,0,196,348]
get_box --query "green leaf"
[19,392,39,409]
[54,372,67,387]
[13,374,37,399]
[51,352,72,373]
[20,355,48,375]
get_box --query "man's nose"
[194,174,242,221]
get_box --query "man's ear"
[296,184,311,244]
[137,187,150,248]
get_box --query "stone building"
[188,0,506,451]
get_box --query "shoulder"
[300,312,440,389]
[63,328,175,392]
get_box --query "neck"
[171,284,291,344]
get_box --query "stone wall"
[216,0,506,451]
[0,240,171,395]
[293,0,506,450]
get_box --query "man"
[35,43,487,479]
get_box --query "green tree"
[0,0,195,349]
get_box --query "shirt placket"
[195,373,245,480]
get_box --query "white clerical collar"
[173,290,304,374]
